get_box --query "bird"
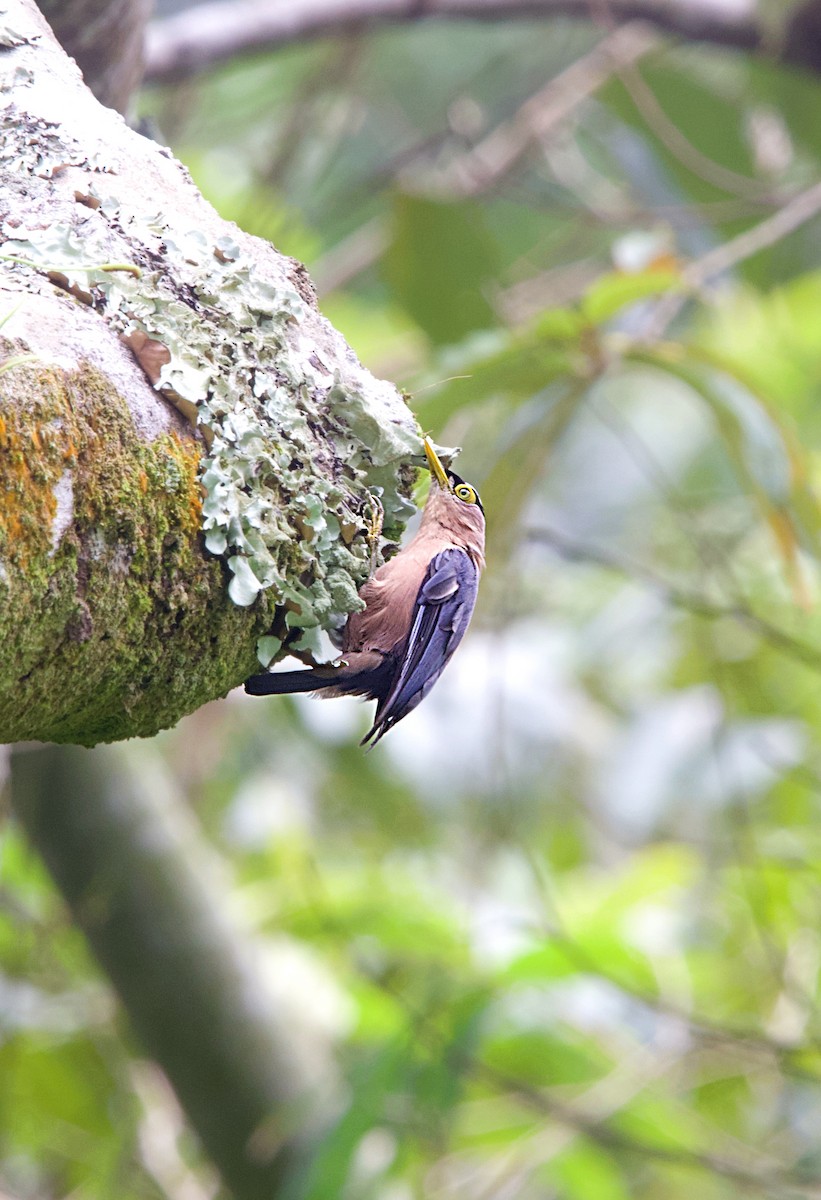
[244,437,486,745]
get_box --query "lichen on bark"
[0,131,419,652]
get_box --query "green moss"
[0,356,276,744]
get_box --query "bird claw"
[365,491,384,574]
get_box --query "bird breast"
[344,535,453,655]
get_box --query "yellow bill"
[423,436,450,489]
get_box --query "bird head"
[422,437,486,566]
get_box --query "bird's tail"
[245,652,394,699]
[244,669,341,696]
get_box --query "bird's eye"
[454,483,477,504]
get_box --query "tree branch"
[401,22,660,198]
[0,0,418,745]
[38,0,152,113]
[144,0,766,85]
[10,742,340,1200]
[641,178,821,339]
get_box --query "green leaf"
[483,1030,607,1089]
[383,192,498,345]
[549,1143,633,1200]
[599,58,757,206]
[582,269,682,326]
[624,348,820,581]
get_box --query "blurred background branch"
[39,0,153,112]
[145,0,766,84]
[9,744,338,1200]
[143,0,821,88]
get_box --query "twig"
[615,51,782,200]
[527,522,821,674]
[642,178,821,339]
[590,0,783,201]
[369,940,821,1198]
[402,23,659,198]
[310,217,388,295]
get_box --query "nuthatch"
[245,438,485,745]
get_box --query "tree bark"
[38,0,153,114]
[10,741,341,1200]
[0,0,418,746]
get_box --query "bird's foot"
[365,491,384,574]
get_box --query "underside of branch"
[0,0,419,746]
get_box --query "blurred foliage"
[9,10,821,1200]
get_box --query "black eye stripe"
[448,471,483,511]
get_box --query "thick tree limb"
[144,0,766,84]
[0,0,418,746]
[11,742,341,1200]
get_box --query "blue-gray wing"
[362,548,479,745]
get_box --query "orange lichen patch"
[148,430,205,535]
[0,397,67,569]
[182,458,204,531]
[0,362,207,578]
